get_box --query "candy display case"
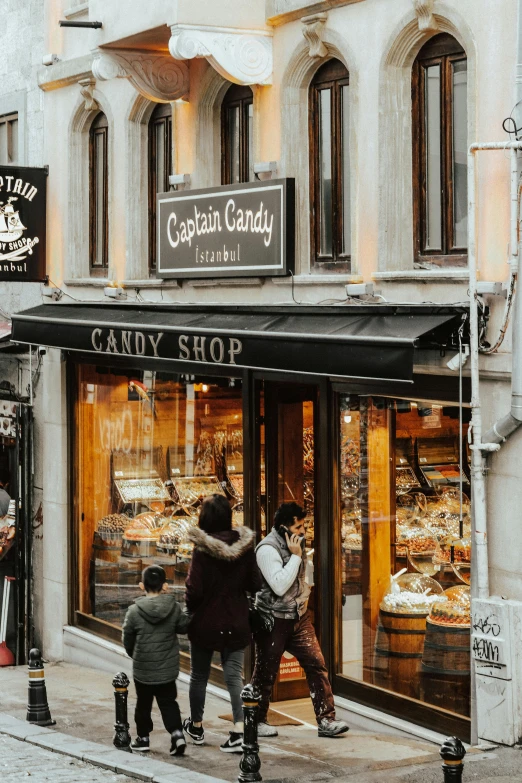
[156,516,197,555]
[121,512,164,558]
[429,585,471,626]
[115,477,170,505]
[172,476,225,508]
[380,572,444,614]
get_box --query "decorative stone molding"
[92,50,189,102]
[78,77,98,111]
[301,13,328,58]
[169,24,273,86]
[412,0,439,32]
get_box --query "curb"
[0,712,222,783]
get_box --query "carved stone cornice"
[92,50,189,102]
[169,24,273,86]
[301,13,328,58]
[413,0,439,32]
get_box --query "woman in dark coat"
[183,494,261,753]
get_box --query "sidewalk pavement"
[0,661,519,782]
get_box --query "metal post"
[238,683,262,783]
[26,648,55,726]
[112,672,131,752]
[440,736,466,781]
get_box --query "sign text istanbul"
[156,179,295,279]
[0,165,47,282]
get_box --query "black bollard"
[440,736,466,781]
[238,683,262,783]
[26,648,56,726]
[113,672,132,752]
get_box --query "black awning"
[10,304,464,383]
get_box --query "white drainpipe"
[468,142,522,601]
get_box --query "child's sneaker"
[130,736,150,752]
[183,718,204,745]
[170,729,186,756]
[220,731,243,753]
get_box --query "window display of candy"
[157,516,198,554]
[380,573,445,615]
[172,476,225,508]
[428,585,470,626]
[96,513,131,543]
[115,477,170,504]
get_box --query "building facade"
[3,0,522,747]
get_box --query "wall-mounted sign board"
[0,166,47,282]
[157,179,295,279]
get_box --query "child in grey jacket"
[122,565,190,756]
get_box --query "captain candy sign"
[0,166,47,282]
[157,179,295,279]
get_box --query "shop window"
[412,34,468,267]
[309,59,351,271]
[73,366,244,658]
[148,103,173,275]
[221,84,254,185]
[338,395,471,718]
[0,113,18,165]
[89,112,109,275]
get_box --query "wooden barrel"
[420,619,470,717]
[373,610,427,699]
[92,532,120,563]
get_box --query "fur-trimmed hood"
[187,525,255,561]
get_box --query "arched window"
[309,59,351,270]
[148,103,173,274]
[89,112,109,274]
[221,85,253,184]
[412,34,468,266]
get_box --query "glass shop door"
[260,381,318,702]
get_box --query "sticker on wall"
[279,651,305,682]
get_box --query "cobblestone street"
[0,735,134,783]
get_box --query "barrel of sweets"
[373,610,427,699]
[420,619,470,717]
[92,531,120,563]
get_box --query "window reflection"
[75,366,244,654]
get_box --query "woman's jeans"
[189,644,245,725]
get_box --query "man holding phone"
[252,502,349,738]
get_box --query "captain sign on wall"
[0,166,47,282]
[157,179,295,279]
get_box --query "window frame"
[412,34,468,267]
[89,112,109,276]
[148,103,173,276]
[0,112,19,165]
[309,59,351,272]
[221,85,253,185]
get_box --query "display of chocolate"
[380,572,444,614]
[429,585,470,626]
[115,477,171,504]
[96,513,130,541]
[172,476,225,507]
[157,516,198,553]
[397,525,437,554]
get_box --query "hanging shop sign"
[156,179,295,279]
[0,166,47,283]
